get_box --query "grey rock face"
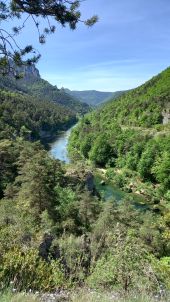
[85,171,95,192]
[40,291,69,302]
[39,234,53,260]
[65,168,95,193]
[22,65,40,79]
[16,64,40,80]
[9,60,40,79]
[162,109,170,125]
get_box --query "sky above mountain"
[5,0,170,91]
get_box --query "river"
[49,125,75,163]
[49,125,147,205]
[49,125,128,202]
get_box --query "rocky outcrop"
[65,168,95,193]
[20,64,40,80]
[39,234,53,261]
[162,109,170,125]
[9,60,40,80]
[40,290,70,301]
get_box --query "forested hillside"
[0,65,89,115]
[0,64,89,143]
[0,89,76,142]
[69,67,170,201]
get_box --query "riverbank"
[94,166,163,212]
[48,125,148,205]
[94,167,150,201]
[49,125,76,163]
[41,121,78,151]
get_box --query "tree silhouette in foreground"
[0,0,98,75]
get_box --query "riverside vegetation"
[0,67,170,302]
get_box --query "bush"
[87,237,158,292]
[0,248,64,291]
[154,257,170,290]
[56,235,91,286]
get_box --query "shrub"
[154,257,170,289]
[87,237,158,292]
[0,248,64,291]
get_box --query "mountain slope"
[99,67,170,127]
[68,67,170,194]
[0,65,89,115]
[64,89,124,106]
[0,89,76,142]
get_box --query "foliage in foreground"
[0,136,170,292]
[0,0,97,75]
[0,290,39,302]
[70,289,169,302]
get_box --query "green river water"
[49,125,147,206]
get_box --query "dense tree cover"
[84,66,170,128]
[0,89,77,142]
[0,137,170,295]
[18,77,90,115]
[68,68,170,198]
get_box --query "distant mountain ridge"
[1,64,124,108]
[0,64,89,115]
[64,89,124,106]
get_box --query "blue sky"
[5,0,170,91]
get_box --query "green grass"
[0,291,40,302]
